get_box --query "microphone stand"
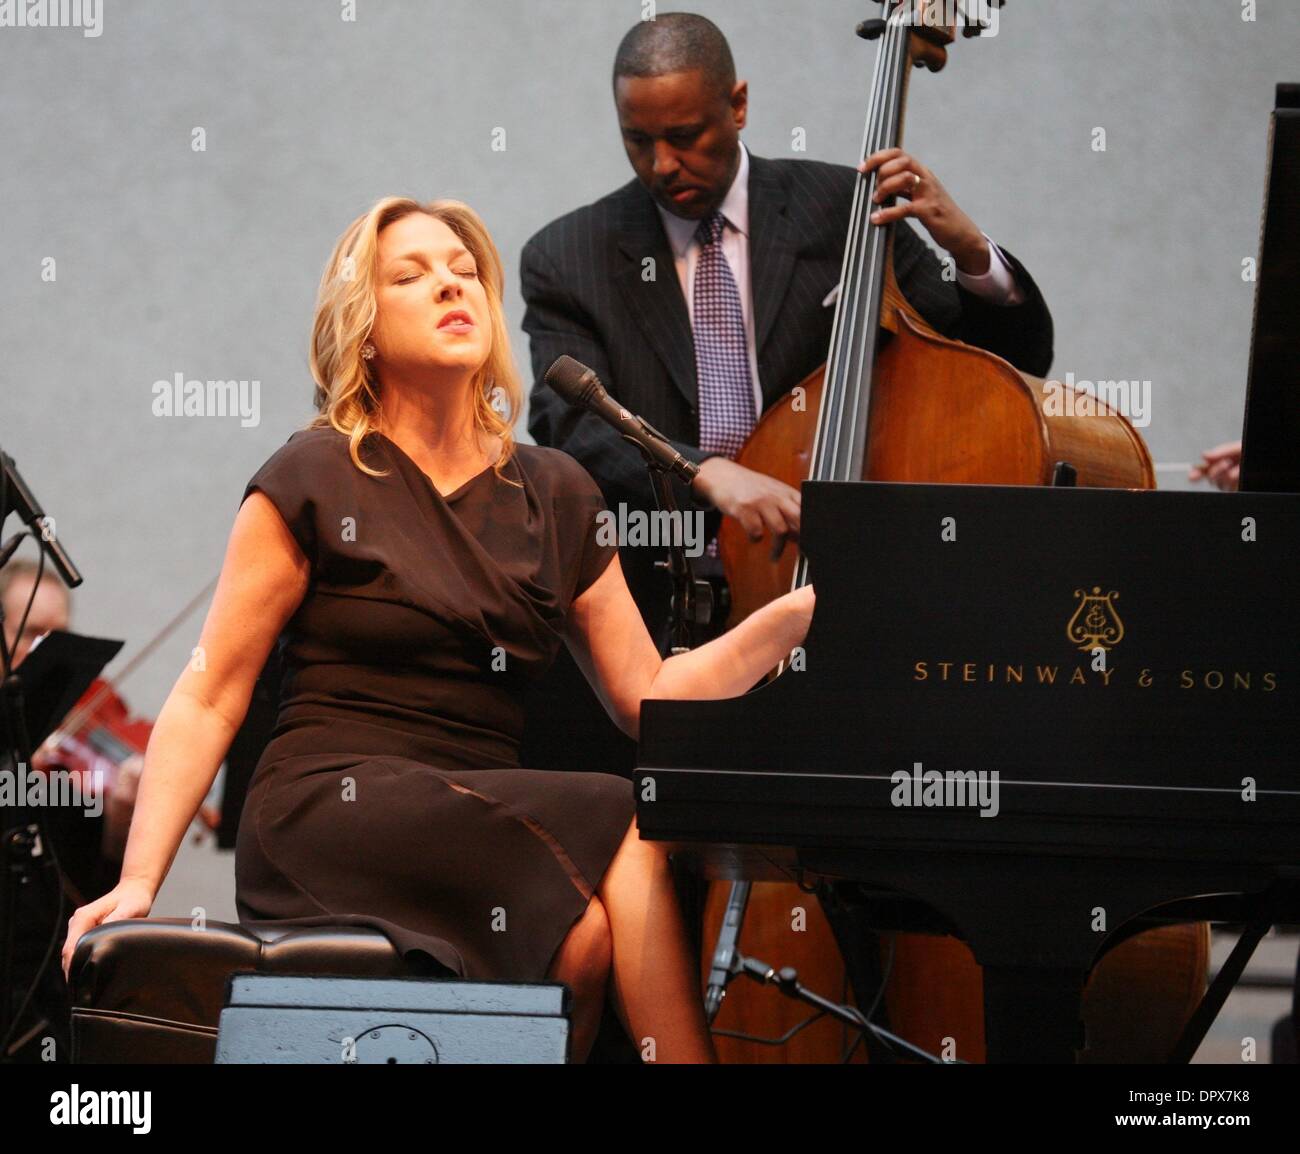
[631,444,713,654]
[718,951,951,1064]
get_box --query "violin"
[30,578,223,848]
[33,676,152,787]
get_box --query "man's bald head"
[612,14,747,221]
[612,12,736,102]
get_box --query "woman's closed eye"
[395,268,476,283]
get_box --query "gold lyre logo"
[1067,587,1124,651]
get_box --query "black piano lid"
[639,482,1300,853]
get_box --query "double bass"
[701,1,1206,1063]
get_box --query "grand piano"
[637,481,1299,1062]
[634,85,1300,1064]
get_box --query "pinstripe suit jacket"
[521,152,1054,623]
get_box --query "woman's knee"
[578,893,612,967]
[552,893,612,981]
[615,813,671,867]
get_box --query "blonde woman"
[62,197,814,1063]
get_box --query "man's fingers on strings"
[871,201,914,225]
[868,152,921,184]
[857,146,904,176]
[874,171,925,202]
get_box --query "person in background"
[0,559,143,867]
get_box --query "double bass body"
[721,266,1155,626]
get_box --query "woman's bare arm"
[564,554,814,740]
[63,491,309,973]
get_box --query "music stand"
[0,630,122,761]
[0,629,120,1055]
[1239,82,1300,494]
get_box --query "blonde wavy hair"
[308,197,523,481]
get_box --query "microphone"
[544,356,699,484]
[1,450,82,588]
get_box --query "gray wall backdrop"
[2,0,1296,715]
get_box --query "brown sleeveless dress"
[233,426,634,981]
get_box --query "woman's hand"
[61,878,156,982]
[788,583,816,634]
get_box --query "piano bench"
[67,917,434,1063]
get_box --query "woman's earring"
[361,343,376,361]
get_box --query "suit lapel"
[747,156,798,366]
[613,184,698,411]
[611,159,799,410]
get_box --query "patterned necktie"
[693,210,756,460]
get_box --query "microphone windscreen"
[544,355,595,406]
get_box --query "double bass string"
[845,6,910,479]
[817,10,888,487]
[832,5,908,485]
[811,20,883,489]
[816,3,909,483]
[796,4,909,591]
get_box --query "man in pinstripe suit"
[520,14,1053,776]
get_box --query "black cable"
[839,931,897,1062]
[1,530,45,674]
[711,1009,829,1047]
[865,932,896,1022]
